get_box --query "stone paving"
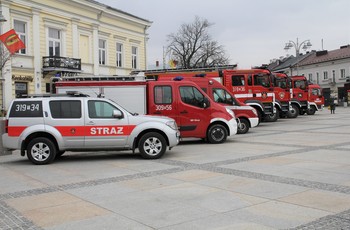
[0,107,350,229]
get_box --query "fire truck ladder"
[58,73,146,82]
[132,64,237,75]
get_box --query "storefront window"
[15,82,28,98]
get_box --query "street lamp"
[284,38,312,57]
[0,10,7,116]
[284,38,312,75]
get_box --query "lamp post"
[0,9,9,156]
[284,38,312,75]
[0,9,7,116]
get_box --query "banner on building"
[0,29,26,54]
[169,59,178,68]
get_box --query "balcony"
[42,56,82,76]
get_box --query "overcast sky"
[97,0,350,69]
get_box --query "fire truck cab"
[214,69,278,122]
[273,73,298,118]
[308,83,324,111]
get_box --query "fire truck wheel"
[306,107,316,115]
[288,104,299,118]
[237,119,249,134]
[27,137,57,165]
[138,132,166,159]
[207,124,227,144]
[264,109,279,122]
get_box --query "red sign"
[0,29,26,54]
[8,125,136,137]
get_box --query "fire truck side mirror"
[202,97,210,108]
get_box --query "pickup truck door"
[84,99,130,148]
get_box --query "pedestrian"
[330,98,336,114]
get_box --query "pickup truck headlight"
[166,120,178,130]
[226,108,235,118]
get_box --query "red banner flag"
[0,29,26,54]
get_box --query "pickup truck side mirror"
[113,110,124,119]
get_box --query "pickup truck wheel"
[288,104,299,118]
[237,119,249,134]
[207,124,227,144]
[27,137,57,165]
[138,132,166,159]
[55,151,66,159]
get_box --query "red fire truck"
[274,74,323,115]
[308,83,324,111]
[54,76,237,144]
[272,73,298,118]
[144,71,259,134]
[289,75,322,115]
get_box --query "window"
[316,72,319,84]
[311,88,321,96]
[179,86,204,107]
[99,39,106,65]
[116,43,123,67]
[247,75,252,86]
[15,82,27,98]
[308,73,313,82]
[274,78,287,89]
[50,101,81,118]
[231,75,245,86]
[132,46,138,69]
[253,74,270,87]
[154,86,172,104]
[9,101,43,118]
[14,20,26,54]
[48,28,61,56]
[88,100,120,118]
[294,80,306,89]
[212,88,235,105]
[340,69,346,78]
[323,71,328,80]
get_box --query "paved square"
[1,107,350,229]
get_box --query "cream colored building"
[0,0,152,114]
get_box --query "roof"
[84,0,152,24]
[271,52,313,72]
[298,45,350,66]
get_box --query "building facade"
[296,45,350,105]
[270,46,350,106]
[0,0,152,115]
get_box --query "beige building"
[0,0,152,114]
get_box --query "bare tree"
[166,16,229,69]
[0,43,11,70]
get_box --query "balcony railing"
[42,56,81,71]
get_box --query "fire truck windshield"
[212,88,236,105]
[254,74,270,88]
[294,80,306,89]
[311,88,321,96]
[274,78,288,89]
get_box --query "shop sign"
[12,75,33,82]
